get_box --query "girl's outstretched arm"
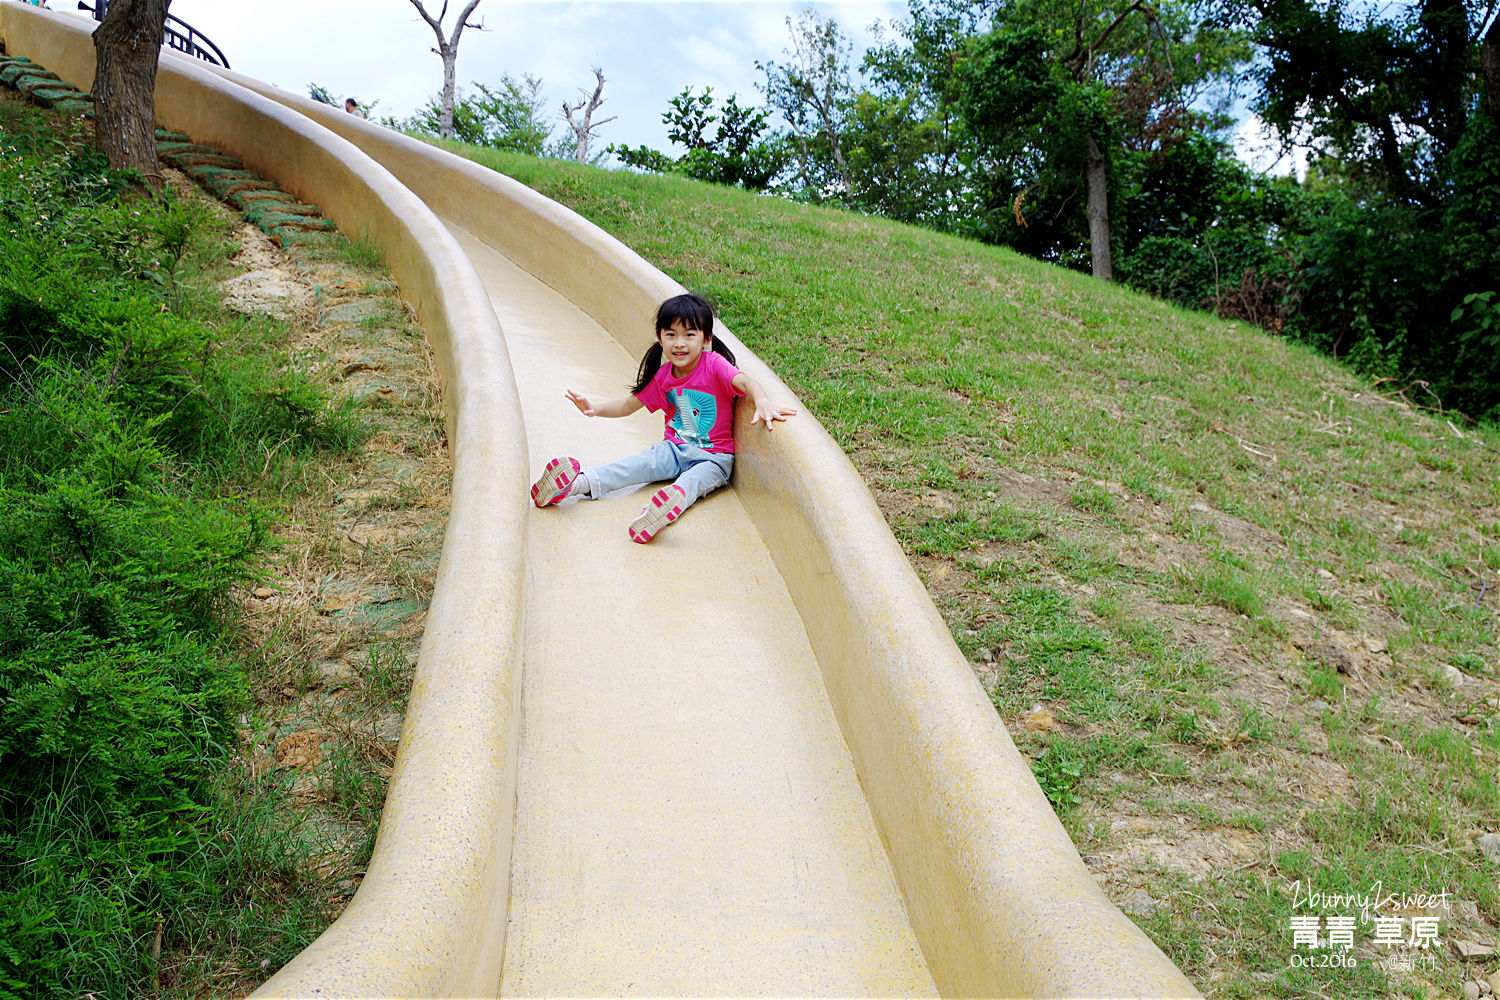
[566,389,644,419]
[731,373,798,430]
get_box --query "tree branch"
[448,0,484,47]
[406,0,442,35]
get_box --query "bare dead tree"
[92,0,170,191]
[561,67,617,165]
[406,0,485,139]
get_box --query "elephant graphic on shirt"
[668,388,718,450]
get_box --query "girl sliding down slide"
[530,293,796,543]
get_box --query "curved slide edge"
[0,5,527,997]
[3,4,1199,995]
[228,74,1202,1000]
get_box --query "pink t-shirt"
[635,350,745,453]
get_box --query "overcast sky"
[163,0,906,158]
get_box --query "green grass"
[435,141,1500,997]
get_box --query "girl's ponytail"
[630,342,664,395]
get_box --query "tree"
[954,0,1248,279]
[406,0,484,140]
[608,87,788,189]
[398,75,554,155]
[758,9,857,197]
[1225,0,1500,418]
[848,0,989,226]
[1245,0,1497,204]
[561,68,618,165]
[92,0,170,191]
[472,75,552,154]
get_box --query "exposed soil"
[865,433,1500,994]
[181,178,452,983]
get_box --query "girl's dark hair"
[629,293,737,394]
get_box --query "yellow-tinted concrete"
[454,223,936,996]
[1,4,1201,995]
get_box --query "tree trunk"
[1084,132,1113,281]
[1483,13,1500,125]
[827,128,853,194]
[407,0,483,141]
[92,0,170,191]
[792,131,818,201]
[439,43,457,139]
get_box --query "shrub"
[0,98,352,998]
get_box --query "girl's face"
[659,320,709,376]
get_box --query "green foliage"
[842,87,952,224]
[1215,0,1500,419]
[851,0,1253,271]
[144,186,214,312]
[1246,0,1478,204]
[849,0,983,223]
[757,8,859,197]
[0,101,356,998]
[1453,291,1499,353]
[953,23,1098,255]
[746,0,1500,417]
[1030,742,1088,812]
[396,75,554,155]
[609,87,788,190]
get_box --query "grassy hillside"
[449,142,1500,998]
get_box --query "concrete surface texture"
[0,4,1200,997]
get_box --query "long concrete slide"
[2,6,1200,997]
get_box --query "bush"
[0,98,353,998]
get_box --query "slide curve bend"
[0,5,1198,997]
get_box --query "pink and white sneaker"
[531,457,581,508]
[628,484,687,543]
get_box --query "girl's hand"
[565,389,595,416]
[733,372,797,431]
[566,391,644,419]
[751,402,798,430]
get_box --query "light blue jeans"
[580,440,734,508]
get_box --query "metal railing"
[78,0,230,69]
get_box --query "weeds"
[1031,743,1088,813]
[340,234,385,270]
[144,187,213,311]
